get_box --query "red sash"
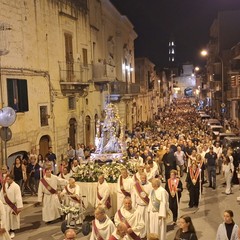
[134,174,139,182]
[65,186,80,203]
[65,186,85,208]
[97,186,111,209]
[109,235,118,240]
[120,176,131,197]
[189,168,200,185]
[40,177,57,194]
[117,209,141,240]
[168,178,179,198]
[3,183,18,215]
[134,182,149,205]
[92,220,104,240]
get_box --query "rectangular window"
[82,48,88,67]
[40,106,48,126]
[68,96,76,110]
[65,33,73,81]
[7,79,29,112]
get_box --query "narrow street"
[14,175,240,240]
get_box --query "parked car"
[218,132,236,141]
[223,137,240,154]
[209,125,224,136]
[206,119,221,126]
[200,114,211,120]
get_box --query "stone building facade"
[0,0,137,166]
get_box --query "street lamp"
[0,107,16,165]
[200,49,224,106]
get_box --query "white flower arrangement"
[73,160,137,183]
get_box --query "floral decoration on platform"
[72,160,138,183]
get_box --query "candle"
[40,167,42,179]
[54,163,57,175]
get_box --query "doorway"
[39,135,50,158]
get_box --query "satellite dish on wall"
[0,107,17,127]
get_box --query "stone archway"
[39,135,50,158]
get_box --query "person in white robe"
[131,173,152,238]
[109,222,128,240]
[59,167,71,181]
[95,175,111,216]
[114,197,144,240]
[148,178,169,240]
[0,174,23,239]
[132,165,145,182]
[117,168,133,210]
[0,198,14,240]
[38,168,67,223]
[70,159,79,176]
[60,178,84,224]
[90,206,115,240]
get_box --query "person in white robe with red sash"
[0,174,23,239]
[148,178,169,240]
[95,175,111,216]
[185,162,200,208]
[132,164,145,182]
[38,168,67,223]
[60,178,84,224]
[114,197,144,240]
[109,222,128,240]
[60,167,71,181]
[90,206,115,240]
[70,159,79,176]
[0,199,11,240]
[165,170,183,224]
[117,168,133,210]
[131,173,152,238]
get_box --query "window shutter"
[17,80,29,112]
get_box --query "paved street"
[14,175,240,240]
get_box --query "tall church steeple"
[169,36,176,63]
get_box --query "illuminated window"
[7,79,29,112]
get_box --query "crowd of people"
[0,99,240,240]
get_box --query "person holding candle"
[165,170,183,225]
[38,167,67,223]
[185,161,200,208]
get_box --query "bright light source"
[201,50,208,57]
[191,74,195,77]
[195,66,200,71]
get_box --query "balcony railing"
[59,61,90,83]
[110,82,140,95]
[58,61,89,95]
[227,87,240,100]
[92,62,116,82]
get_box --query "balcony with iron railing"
[109,81,140,99]
[227,87,240,100]
[92,62,116,83]
[58,61,90,95]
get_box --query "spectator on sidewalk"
[174,215,198,240]
[216,210,239,240]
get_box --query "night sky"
[110,0,240,68]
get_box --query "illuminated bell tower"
[169,37,176,63]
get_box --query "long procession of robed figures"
[0,101,240,240]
